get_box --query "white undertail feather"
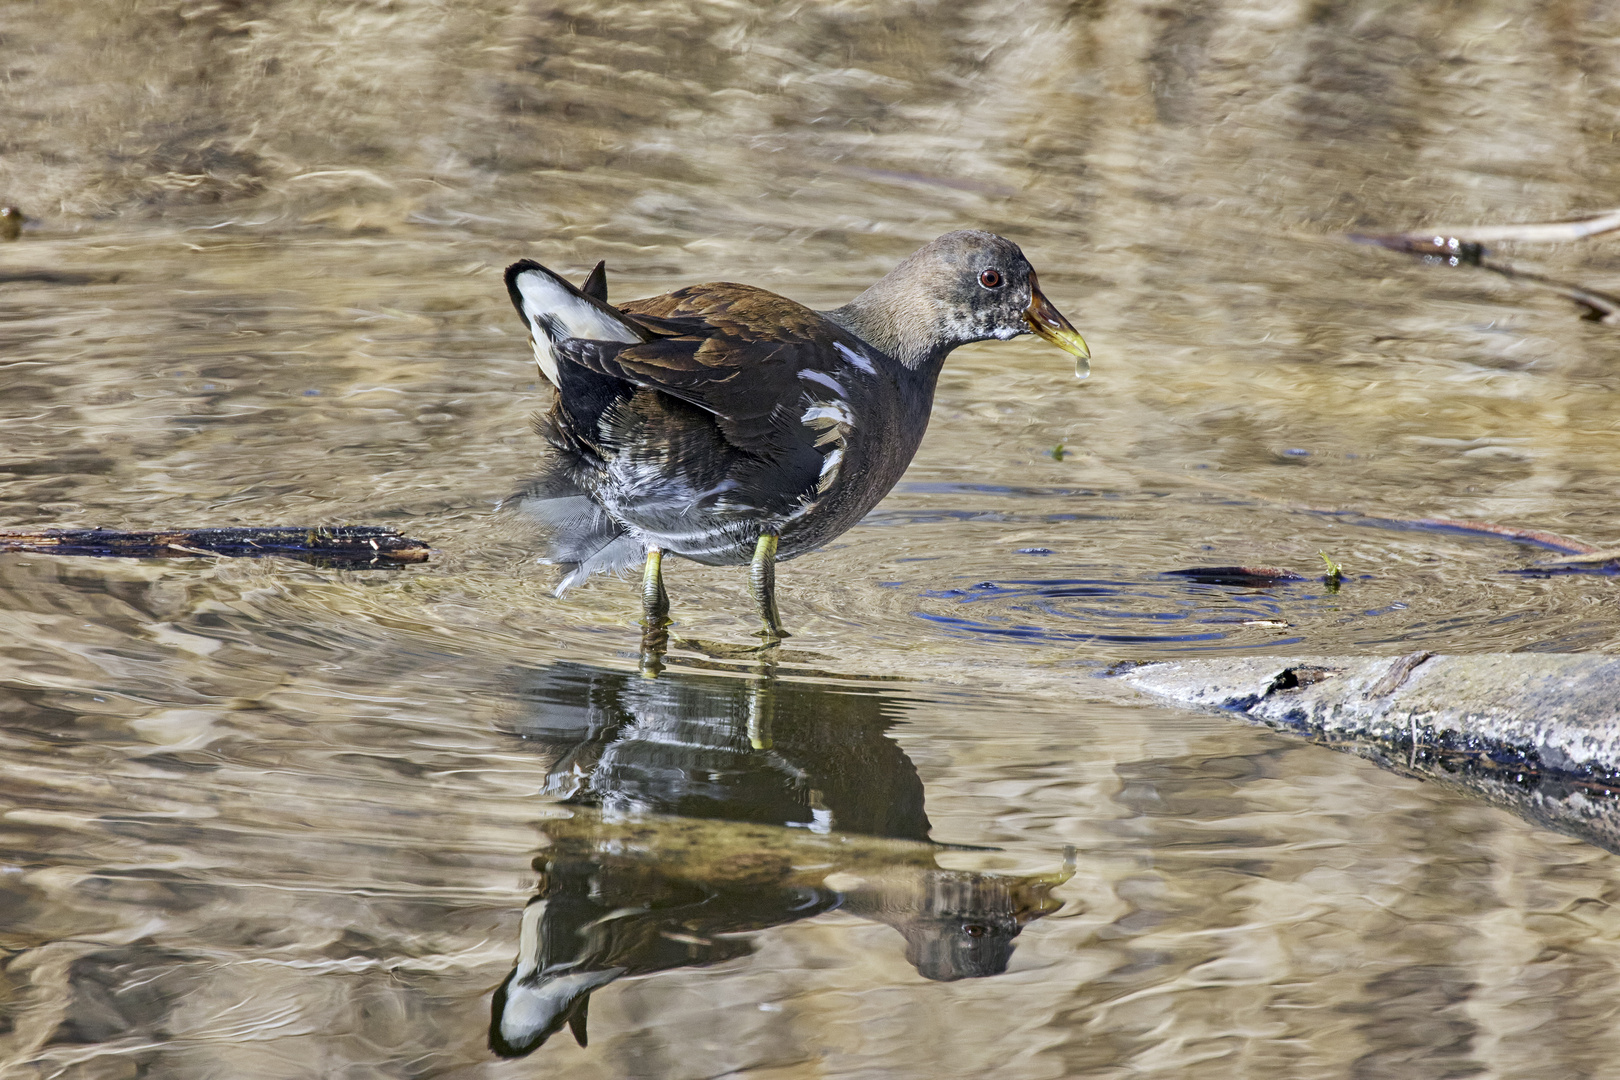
[508,489,644,594]
[512,267,641,386]
[555,534,644,594]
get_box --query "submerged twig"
[1130,464,1612,576]
[1162,566,1305,586]
[1337,514,1600,556]
[1537,548,1620,566]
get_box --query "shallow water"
[5,0,1620,1075]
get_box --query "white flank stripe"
[834,342,877,374]
[798,369,847,396]
[819,447,844,479]
[801,401,854,428]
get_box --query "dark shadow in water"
[1324,733,1620,861]
[508,657,933,840]
[489,659,1072,1058]
[915,574,1318,648]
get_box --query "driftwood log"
[0,526,431,567]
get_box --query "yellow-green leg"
[749,532,789,642]
[641,547,670,630]
[746,678,775,750]
[639,547,670,675]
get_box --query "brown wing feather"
[619,284,830,352]
[555,283,851,464]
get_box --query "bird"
[502,230,1090,643]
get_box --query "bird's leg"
[638,550,670,667]
[639,632,667,678]
[641,547,670,626]
[745,674,776,749]
[749,532,790,642]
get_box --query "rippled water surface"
[5,1,1620,1075]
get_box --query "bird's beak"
[1023,272,1091,379]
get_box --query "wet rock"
[1117,653,1620,852]
[1120,653,1620,769]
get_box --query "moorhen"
[503,230,1090,642]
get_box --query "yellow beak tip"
[1031,323,1090,362]
[1022,291,1090,371]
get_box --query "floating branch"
[1313,509,1608,559]
[1507,548,1620,577]
[1316,512,1620,576]
[0,526,431,567]
[1162,566,1305,586]
[1361,514,1598,555]
[1350,208,1620,323]
[1133,464,1616,577]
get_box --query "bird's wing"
[559,284,858,460]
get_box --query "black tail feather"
[580,261,607,302]
[567,998,589,1047]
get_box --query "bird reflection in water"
[489,656,1075,1057]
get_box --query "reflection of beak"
[1023,271,1091,378]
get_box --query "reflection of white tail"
[503,260,641,386]
[489,900,626,1056]
[492,966,623,1055]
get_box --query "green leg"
[749,532,789,642]
[745,655,778,748]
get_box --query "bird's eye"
[978,269,1003,289]
[963,923,989,938]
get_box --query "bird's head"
[835,229,1091,376]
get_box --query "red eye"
[979,269,1002,289]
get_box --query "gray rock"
[1115,653,1620,853]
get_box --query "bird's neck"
[823,282,955,372]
